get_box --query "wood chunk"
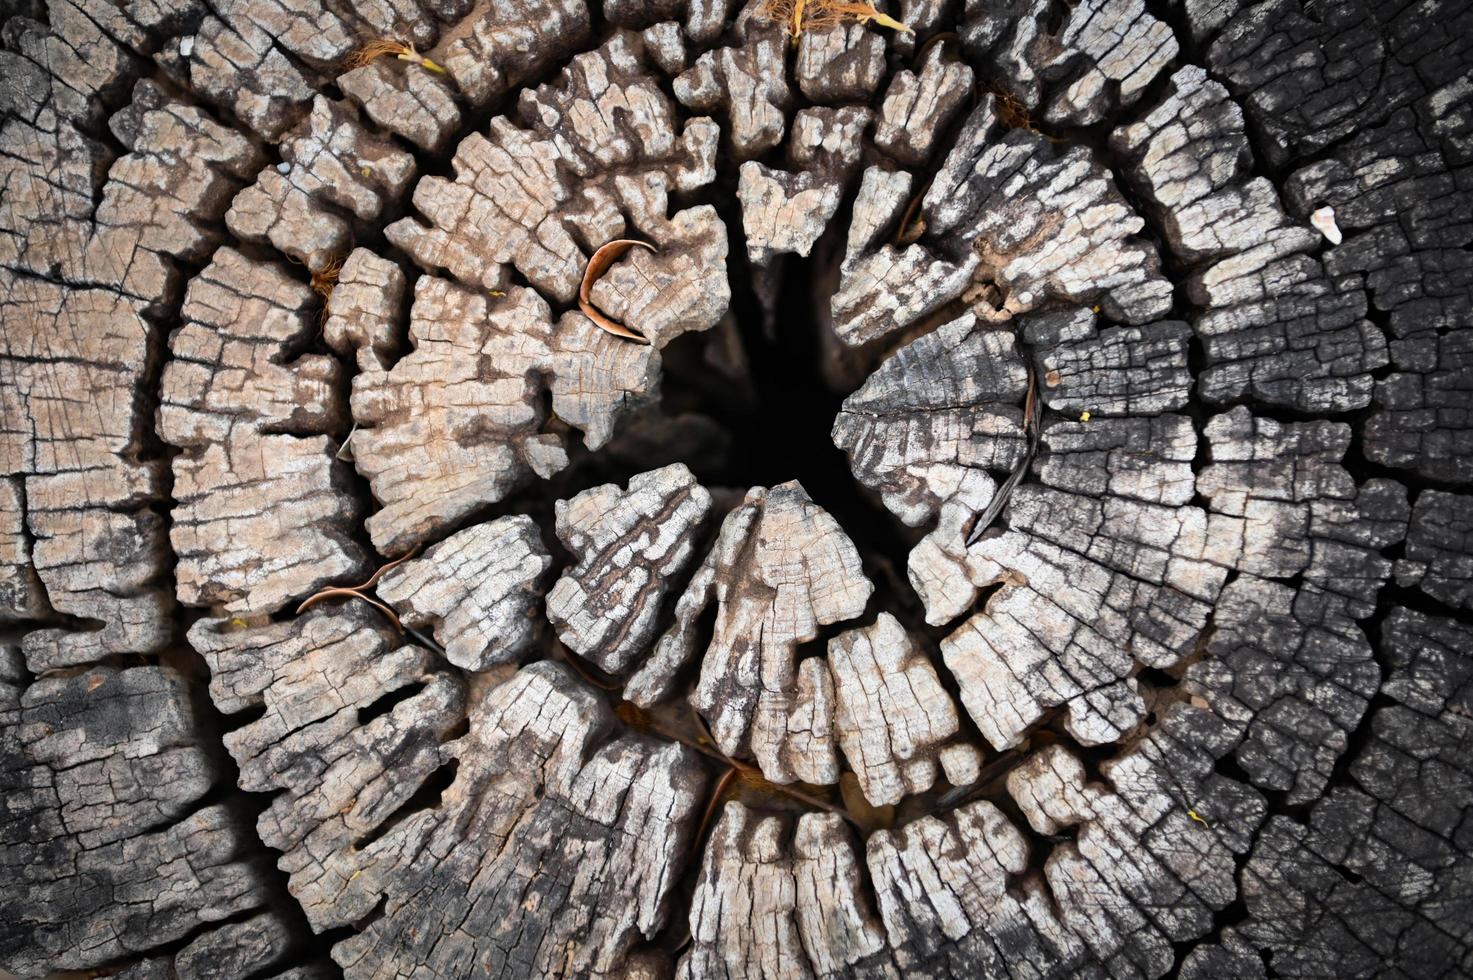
[795,23,887,103]
[868,799,1090,977]
[1202,0,1464,170]
[7,667,217,848]
[228,96,415,271]
[1364,330,1473,484]
[1284,91,1473,481]
[0,114,102,286]
[787,106,873,182]
[1109,702,1268,859]
[377,517,552,671]
[0,274,173,670]
[680,804,896,978]
[174,911,295,980]
[642,20,690,74]
[0,3,134,129]
[0,803,272,975]
[1114,65,1390,414]
[833,312,1029,526]
[924,97,1174,324]
[547,464,713,674]
[190,607,463,932]
[832,245,978,349]
[842,165,913,264]
[675,17,791,158]
[160,247,368,614]
[938,742,982,786]
[90,80,263,307]
[439,0,591,108]
[1007,744,1238,976]
[586,177,731,348]
[873,43,974,166]
[958,0,1050,108]
[1233,606,1473,979]
[1184,575,1379,803]
[1396,490,1473,610]
[22,507,174,673]
[0,72,254,306]
[626,483,873,786]
[322,248,405,373]
[0,478,44,623]
[1112,66,1319,265]
[828,613,963,807]
[186,7,322,140]
[1026,308,1193,416]
[737,162,844,266]
[0,666,269,974]
[1039,0,1177,126]
[1035,415,1197,506]
[932,487,1229,747]
[350,279,655,554]
[959,0,1174,126]
[1200,407,1407,618]
[831,167,979,348]
[329,661,705,978]
[0,275,164,502]
[338,59,462,154]
[390,34,724,326]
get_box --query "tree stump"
[2,0,1471,977]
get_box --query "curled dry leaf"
[579,239,657,343]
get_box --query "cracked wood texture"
[1,0,1470,977]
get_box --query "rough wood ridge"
[1,0,1470,977]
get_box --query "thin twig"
[692,765,740,855]
[294,548,420,629]
[295,588,403,629]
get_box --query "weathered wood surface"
[2,0,1471,977]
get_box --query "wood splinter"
[580,239,657,344]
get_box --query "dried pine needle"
[346,38,446,75]
[987,86,1035,131]
[310,255,344,302]
[759,0,912,39]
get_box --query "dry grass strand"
[759,0,912,38]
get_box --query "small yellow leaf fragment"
[1188,809,1209,827]
[230,616,247,629]
[360,166,372,177]
[1079,410,1092,422]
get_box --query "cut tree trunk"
[2,0,1471,978]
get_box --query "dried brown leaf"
[579,239,657,343]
